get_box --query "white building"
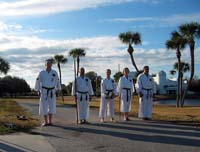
[153,71,185,95]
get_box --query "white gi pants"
[77,92,89,120]
[99,95,115,118]
[39,88,56,115]
[138,89,153,118]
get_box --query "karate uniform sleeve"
[56,73,61,91]
[88,79,94,96]
[101,80,106,94]
[34,72,41,91]
[113,82,118,95]
[71,80,76,96]
[136,75,142,94]
[117,78,122,96]
[152,79,157,94]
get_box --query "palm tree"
[170,62,190,103]
[179,22,200,105]
[166,31,187,107]
[69,48,86,76]
[119,31,141,72]
[0,57,10,75]
[53,55,68,102]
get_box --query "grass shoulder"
[0,99,39,135]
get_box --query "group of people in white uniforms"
[35,58,156,126]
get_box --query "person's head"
[143,66,149,75]
[106,69,111,78]
[79,67,85,76]
[123,67,129,77]
[45,59,53,70]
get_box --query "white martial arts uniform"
[72,76,94,120]
[99,78,117,118]
[118,76,134,112]
[35,69,61,116]
[136,73,156,118]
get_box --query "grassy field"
[61,96,200,127]
[0,99,39,134]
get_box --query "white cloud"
[0,0,172,17]
[1,30,200,88]
[102,12,200,27]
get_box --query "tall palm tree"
[166,31,187,107]
[179,22,200,105]
[170,62,190,104]
[119,31,141,72]
[53,55,68,102]
[0,57,10,75]
[69,48,86,76]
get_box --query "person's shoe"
[110,118,116,123]
[84,120,90,124]
[48,123,54,126]
[41,122,48,127]
[100,118,105,123]
[126,117,130,121]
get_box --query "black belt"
[42,86,55,100]
[105,89,114,99]
[122,88,131,102]
[77,91,88,101]
[142,88,152,99]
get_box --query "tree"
[170,62,190,102]
[53,54,68,102]
[119,31,141,72]
[69,48,86,76]
[113,71,123,83]
[0,57,10,75]
[166,31,187,107]
[85,71,102,96]
[179,22,200,105]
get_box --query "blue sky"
[0,0,200,88]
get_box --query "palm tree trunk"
[181,40,195,106]
[58,63,64,103]
[180,72,183,106]
[77,56,80,76]
[129,53,139,72]
[177,56,181,107]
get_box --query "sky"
[0,0,200,88]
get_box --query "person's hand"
[74,95,77,103]
[38,91,41,97]
[89,96,92,101]
[138,92,143,97]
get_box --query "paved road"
[1,100,200,152]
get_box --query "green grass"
[0,99,39,135]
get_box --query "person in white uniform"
[35,59,61,126]
[118,68,134,121]
[99,69,117,123]
[136,66,156,120]
[72,67,94,124]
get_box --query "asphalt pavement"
[0,99,200,152]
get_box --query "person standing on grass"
[118,67,134,121]
[35,59,61,126]
[72,67,94,124]
[136,65,156,120]
[99,69,117,123]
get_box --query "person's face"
[144,67,149,74]
[46,61,52,69]
[124,69,129,76]
[106,70,111,77]
[80,68,85,76]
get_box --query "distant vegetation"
[0,76,31,98]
